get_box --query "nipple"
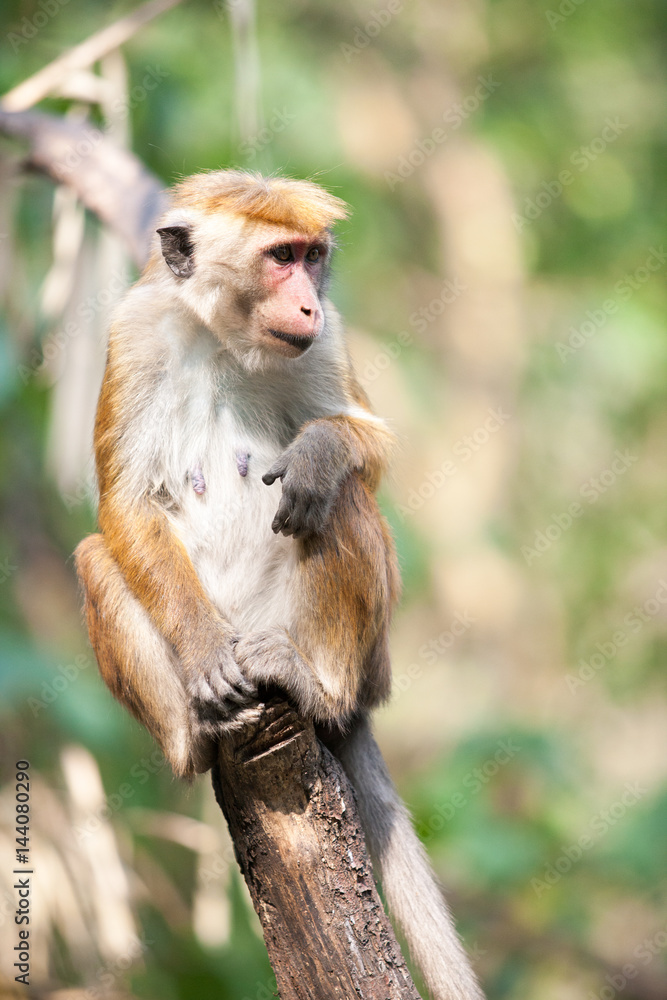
[236,451,249,477]
[191,466,206,495]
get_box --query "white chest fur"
[161,359,299,633]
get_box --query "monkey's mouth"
[268,329,314,353]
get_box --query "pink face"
[255,237,329,357]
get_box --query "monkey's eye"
[305,247,320,263]
[271,245,293,263]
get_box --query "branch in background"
[1,0,183,113]
[0,108,166,267]
[212,699,423,1000]
[227,0,262,149]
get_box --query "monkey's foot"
[235,628,294,681]
[235,628,324,719]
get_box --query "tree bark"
[212,699,422,1000]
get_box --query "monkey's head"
[150,170,348,363]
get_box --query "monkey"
[74,169,484,1000]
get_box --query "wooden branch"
[1,0,182,112]
[212,700,422,1000]
[0,108,166,267]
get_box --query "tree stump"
[212,699,422,1000]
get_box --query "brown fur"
[93,343,235,668]
[319,412,396,492]
[299,476,399,712]
[174,169,349,233]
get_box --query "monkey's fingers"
[290,494,333,538]
[221,683,255,706]
[286,500,314,537]
[190,667,256,709]
[273,492,331,539]
[216,654,257,699]
[262,456,289,486]
[223,671,258,702]
[270,493,297,535]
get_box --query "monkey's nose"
[301,306,312,316]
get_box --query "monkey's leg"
[75,534,222,777]
[235,476,397,725]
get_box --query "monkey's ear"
[157,225,195,278]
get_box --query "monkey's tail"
[335,717,485,1000]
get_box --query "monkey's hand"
[262,421,353,538]
[185,638,259,736]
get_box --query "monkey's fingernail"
[236,451,249,477]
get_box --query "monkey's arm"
[263,375,395,538]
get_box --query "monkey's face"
[248,235,328,358]
[156,215,331,362]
